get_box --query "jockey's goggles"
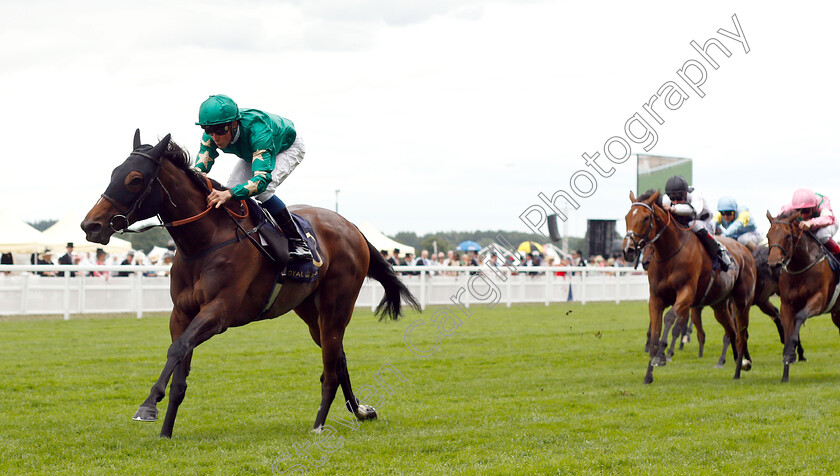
[797,207,814,215]
[202,123,232,135]
[721,210,736,216]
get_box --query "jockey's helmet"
[791,188,818,210]
[665,176,690,200]
[717,196,738,213]
[196,94,241,126]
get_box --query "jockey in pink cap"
[780,188,840,260]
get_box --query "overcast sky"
[3,1,838,239]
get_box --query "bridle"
[768,219,824,274]
[101,147,246,234]
[625,202,672,259]
[100,148,172,233]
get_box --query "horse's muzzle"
[81,219,112,245]
[622,237,638,262]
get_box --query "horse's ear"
[151,134,172,158]
[766,210,773,222]
[648,190,660,204]
[133,129,141,150]
[629,190,636,202]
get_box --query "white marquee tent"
[356,222,414,257]
[42,211,133,254]
[0,209,48,253]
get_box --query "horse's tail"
[364,238,421,321]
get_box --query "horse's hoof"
[311,425,323,434]
[643,375,653,384]
[132,406,158,422]
[355,404,377,421]
[714,362,725,369]
[783,355,797,365]
[651,356,666,367]
[742,359,752,371]
[799,356,807,362]
[682,335,690,344]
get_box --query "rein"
[626,202,684,265]
[768,220,822,274]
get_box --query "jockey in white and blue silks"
[713,196,762,250]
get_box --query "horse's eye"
[124,171,144,192]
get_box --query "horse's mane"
[636,189,662,207]
[162,140,226,192]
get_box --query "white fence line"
[0,265,650,319]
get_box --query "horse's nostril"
[82,221,101,234]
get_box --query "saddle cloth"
[246,199,323,283]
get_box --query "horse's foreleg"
[663,308,678,360]
[134,308,221,438]
[758,298,784,344]
[779,300,795,383]
[645,296,667,384]
[784,297,821,367]
[160,350,193,438]
[731,298,752,376]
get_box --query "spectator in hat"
[58,242,75,277]
[387,248,400,267]
[160,251,175,277]
[118,250,137,277]
[37,249,57,276]
[93,248,110,279]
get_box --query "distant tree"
[419,236,452,255]
[392,232,420,250]
[117,227,173,253]
[28,219,57,232]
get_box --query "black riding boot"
[695,230,728,271]
[273,207,313,260]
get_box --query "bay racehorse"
[766,211,840,382]
[623,190,756,384]
[81,131,420,437]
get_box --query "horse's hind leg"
[690,307,705,358]
[716,334,729,369]
[337,348,377,421]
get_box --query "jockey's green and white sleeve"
[194,134,220,173]
[194,108,296,200]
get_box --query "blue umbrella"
[456,240,482,252]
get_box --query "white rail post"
[544,268,551,306]
[419,268,427,311]
[580,269,587,305]
[135,271,143,319]
[63,272,71,320]
[506,269,512,308]
[21,273,30,315]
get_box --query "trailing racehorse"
[81,131,420,437]
[766,211,840,382]
[665,245,805,366]
[623,190,756,384]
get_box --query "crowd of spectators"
[8,241,178,279]
[378,246,631,278]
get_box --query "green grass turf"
[3,300,840,475]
